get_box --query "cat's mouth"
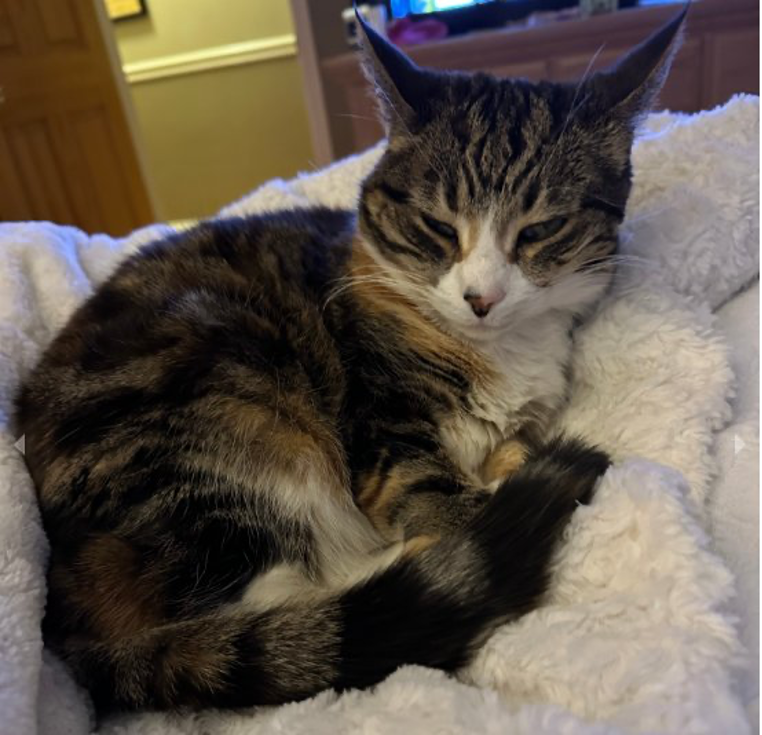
[460,318,510,342]
[429,307,512,344]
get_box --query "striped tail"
[64,438,609,711]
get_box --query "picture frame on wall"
[104,0,147,21]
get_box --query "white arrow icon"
[733,435,746,455]
[13,435,25,455]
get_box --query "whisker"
[323,268,432,310]
[333,112,380,123]
[622,206,675,228]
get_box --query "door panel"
[70,102,140,234]
[0,0,156,234]
[0,3,18,53]
[38,1,84,49]
[7,117,75,223]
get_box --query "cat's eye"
[422,214,458,241]
[517,217,568,245]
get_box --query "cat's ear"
[588,4,688,123]
[355,7,437,136]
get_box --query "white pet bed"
[0,96,757,735]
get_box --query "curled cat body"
[16,7,686,713]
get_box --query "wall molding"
[123,34,297,84]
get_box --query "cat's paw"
[481,438,528,489]
[519,436,610,506]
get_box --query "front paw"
[481,438,528,489]
[520,436,610,506]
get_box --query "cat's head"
[356,6,686,341]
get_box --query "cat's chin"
[456,319,505,343]
[432,312,520,346]
[432,302,581,348]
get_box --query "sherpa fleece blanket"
[0,96,758,735]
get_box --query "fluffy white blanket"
[0,96,757,735]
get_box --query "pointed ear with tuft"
[354,6,438,137]
[588,3,689,124]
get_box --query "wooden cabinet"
[316,0,758,160]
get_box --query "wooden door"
[0,0,157,235]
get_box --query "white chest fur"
[439,313,573,479]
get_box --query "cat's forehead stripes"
[440,84,534,206]
[412,82,577,231]
[366,80,573,219]
[455,218,483,262]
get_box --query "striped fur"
[15,8,685,715]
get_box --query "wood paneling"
[489,60,548,82]
[7,117,74,223]
[38,0,83,48]
[704,28,760,108]
[320,0,759,158]
[0,3,18,53]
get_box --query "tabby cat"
[16,7,685,713]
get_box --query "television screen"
[389,0,492,19]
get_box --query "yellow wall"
[112,0,313,221]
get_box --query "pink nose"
[463,289,505,318]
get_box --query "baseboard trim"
[123,34,297,84]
